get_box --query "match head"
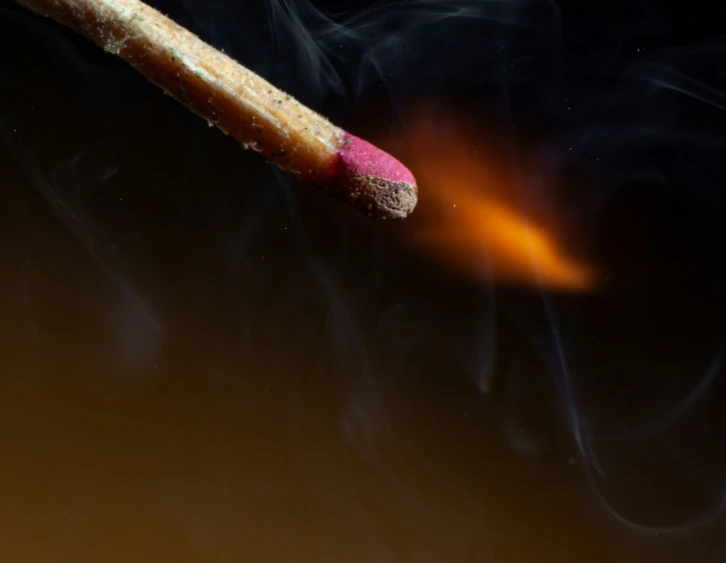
[325,133,418,219]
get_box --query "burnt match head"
[326,133,418,220]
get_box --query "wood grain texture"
[15,0,342,179]
[13,0,418,218]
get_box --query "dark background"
[1,0,725,561]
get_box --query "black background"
[1,0,725,561]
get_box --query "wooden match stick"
[12,0,418,219]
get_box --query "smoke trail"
[264,0,562,95]
[0,94,161,372]
[254,0,565,439]
[278,170,384,453]
[3,0,725,548]
[590,348,722,444]
[572,345,725,530]
[159,0,563,104]
[256,1,726,543]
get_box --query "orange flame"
[399,110,596,292]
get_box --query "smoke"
[238,0,566,450]
[590,348,722,444]
[2,0,726,553]
[626,49,726,114]
[0,113,162,371]
[158,0,563,105]
[263,0,562,96]
[547,34,726,537]
[239,0,726,542]
[0,2,161,372]
[279,169,385,454]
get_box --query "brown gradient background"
[1,0,726,562]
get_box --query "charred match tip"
[325,133,418,220]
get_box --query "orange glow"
[400,110,596,292]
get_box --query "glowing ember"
[400,111,596,292]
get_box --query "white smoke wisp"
[0,110,162,373]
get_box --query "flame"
[399,111,596,292]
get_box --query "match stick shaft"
[13,0,418,218]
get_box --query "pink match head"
[338,133,417,187]
[322,132,418,219]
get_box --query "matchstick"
[12,0,418,219]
